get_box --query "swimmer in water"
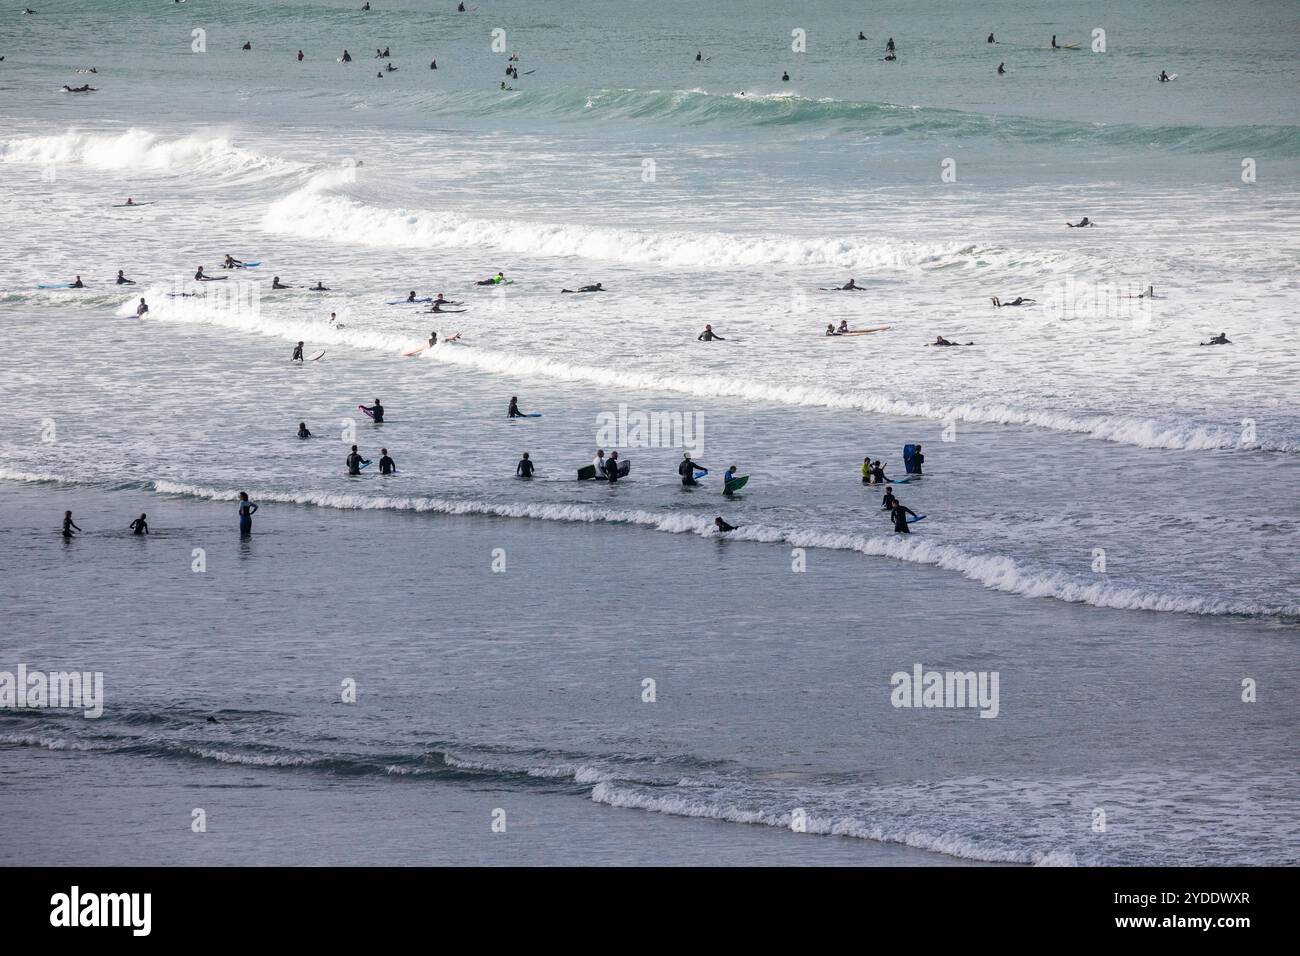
[297,422,312,439]
[714,517,737,533]
[697,324,725,341]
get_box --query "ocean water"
[0,0,1297,866]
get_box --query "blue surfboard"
[38,283,75,289]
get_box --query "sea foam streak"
[0,129,304,180]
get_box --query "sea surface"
[0,0,1296,866]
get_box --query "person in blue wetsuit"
[238,493,257,535]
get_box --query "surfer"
[362,399,384,423]
[858,32,867,41]
[836,278,864,290]
[341,50,352,62]
[297,422,312,439]
[837,320,851,334]
[129,514,149,536]
[328,312,338,324]
[458,2,465,10]
[242,41,251,51]
[116,270,134,285]
[1067,217,1094,227]
[386,62,397,72]
[872,460,887,483]
[714,517,736,533]
[911,444,925,475]
[292,341,305,362]
[991,296,1034,307]
[1051,35,1059,49]
[62,511,81,538]
[593,449,607,477]
[679,453,704,487]
[70,275,84,288]
[426,300,463,313]
[310,281,330,291]
[363,1,371,8]
[695,50,702,62]
[404,291,419,303]
[378,448,396,475]
[782,71,790,82]
[932,335,956,346]
[1158,70,1171,83]
[880,486,898,512]
[698,324,725,341]
[62,84,96,92]
[223,255,245,269]
[516,452,535,478]
[825,324,841,337]
[988,33,996,43]
[272,276,291,289]
[136,297,149,317]
[507,396,525,418]
[561,283,604,293]
[997,62,1005,75]
[476,271,506,285]
[1200,332,1231,346]
[886,37,896,52]
[722,464,739,487]
[890,501,919,533]
[297,50,303,62]
[427,331,438,346]
[123,198,136,206]
[605,450,621,483]
[430,59,438,69]
[346,445,367,476]
[238,492,257,535]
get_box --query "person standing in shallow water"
[238,492,258,535]
[62,510,82,538]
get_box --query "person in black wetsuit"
[988,33,996,43]
[136,297,149,316]
[507,396,525,418]
[1067,217,1094,228]
[272,276,291,289]
[346,445,366,475]
[516,452,534,477]
[116,270,134,285]
[912,444,924,475]
[378,448,396,475]
[991,296,1034,307]
[362,399,384,422]
[71,275,84,288]
[342,50,353,62]
[872,460,887,483]
[782,71,789,82]
[886,38,895,52]
[62,511,81,538]
[858,32,867,41]
[890,501,919,533]
[714,517,736,532]
[997,62,1005,75]
[561,283,603,293]
[881,486,898,512]
[297,422,312,439]
[837,278,864,290]
[679,454,704,486]
[130,513,149,535]
[292,341,304,362]
[698,324,724,341]
[1200,332,1231,346]
[242,41,251,51]
[310,281,330,291]
[405,291,418,302]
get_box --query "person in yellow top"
[862,456,873,483]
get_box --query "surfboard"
[307,349,325,361]
[578,464,597,480]
[112,202,156,207]
[1157,73,1178,81]
[402,345,429,357]
[723,475,749,494]
[358,405,375,420]
[883,476,911,484]
[618,459,631,477]
[359,459,372,470]
[238,261,261,268]
[836,326,892,336]
[693,469,708,480]
[37,283,75,289]
[522,412,542,418]
[388,297,433,305]
[907,515,926,524]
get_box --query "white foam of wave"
[589,781,1076,866]
[125,475,1293,619]
[0,128,303,179]
[131,292,1287,454]
[261,171,1070,273]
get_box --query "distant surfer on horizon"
[341,50,352,62]
[1159,70,1171,83]
[62,511,82,538]
[561,283,604,293]
[516,452,534,478]
[70,275,84,288]
[782,71,789,82]
[886,37,895,53]
[129,513,149,535]
[361,399,384,423]
[238,492,257,535]
[695,50,702,62]
[378,448,396,475]
[1199,332,1231,346]
[991,296,1034,307]
[698,324,725,341]
[997,62,1005,75]
[1051,35,1059,49]
[988,33,996,43]
[116,270,134,285]
[1067,217,1094,227]
[292,341,304,362]
[858,32,867,41]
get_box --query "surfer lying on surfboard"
[561,283,604,293]
[1199,332,1231,346]
[1067,217,1094,227]
[194,266,226,281]
[823,278,865,291]
[930,335,973,346]
[991,296,1034,307]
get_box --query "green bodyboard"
[723,475,749,494]
[577,464,597,480]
